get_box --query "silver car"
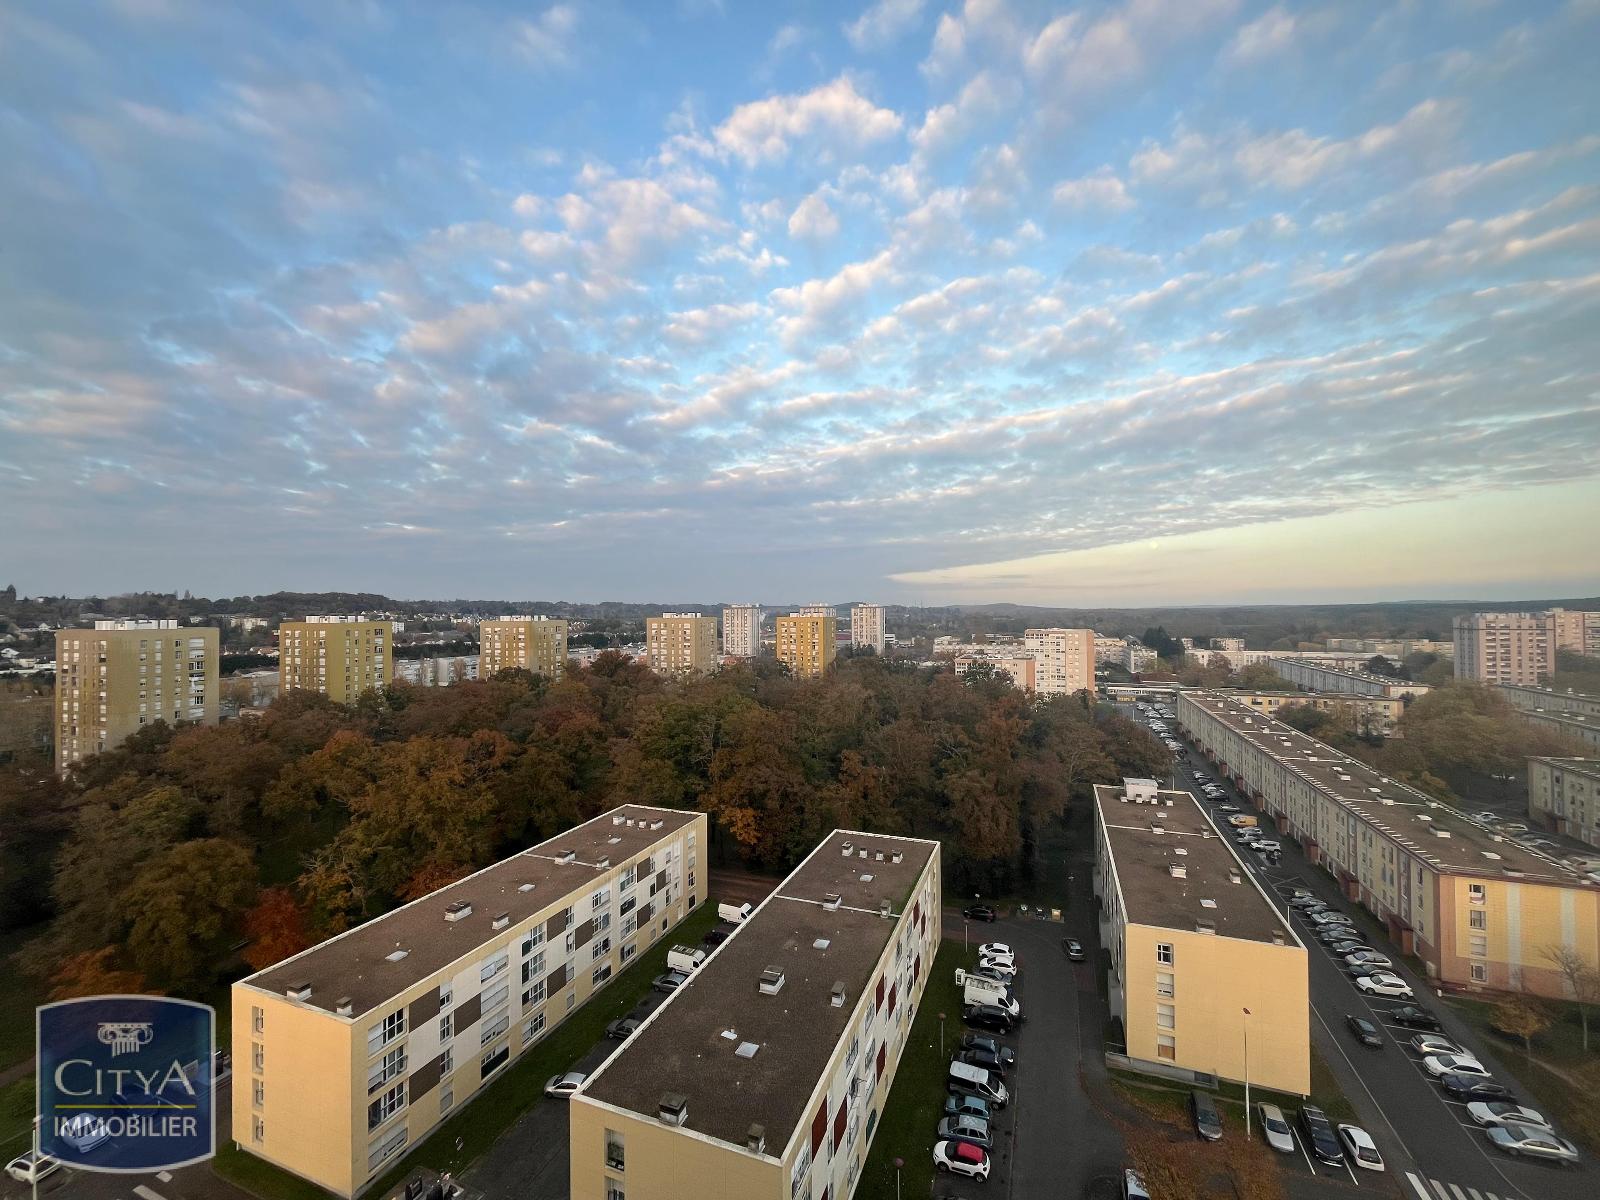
[1256,1103,1296,1153]
[1467,1102,1550,1129]
[1485,1124,1580,1166]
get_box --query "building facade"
[777,614,838,679]
[1511,708,1600,753]
[54,620,219,773]
[232,805,707,1198]
[393,656,481,688]
[849,604,887,655]
[1124,642,1158,673]
[795,605,836,618]
[1094,779,1309,1095]
[645,614,719,677]
[279,617,392,704]
[721,605,762,659]
[1453,612,1554,685]
[479,617,569,679]
[571,829,941,1200]
[1549,609,1600,657]
[1220,690,1406,737]
[1211,637,1246,653]
[1024,627,1095,696]
[954,653,1037,693]
[1178,691,1600,997]
[1497,683,1600,722]
[1272,659,1431,699]
[1528,758,1600,850]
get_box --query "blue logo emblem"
[37,995,216,1172]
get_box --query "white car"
[1256,1102,1296,1153]
[1356,974,1413,999]
[1410,1034,1466,1057]
[5,1153,60,1185]
[1467,1102,1551,1129]
[1251,840,1281,854]
[978,950,1016,969]
[933,1140,991,1180]
[1338,1124,1385,1171]
[1343,951,1392,969]
[978,943,1013,959]
[1424,1054,1490,1080]
[543,1070,588,1098]
[1312,912,1353,926]
[977,959,1017,980]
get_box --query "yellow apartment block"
[55,620,219,773]
[1178,692,1600,997]
[1528,757,1600,852]
[232,805,707,1198]
[1220,689,1406,737]
[645,613,719,677]
[279,617,392,704]
[478,616,569,679]
[1094,780,1309,1096]
[776,614,837,679]
[571,830,941,1200]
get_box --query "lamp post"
[893,1156,904,1200]
[939,1012,946,1056]
[1243,1007,1253,1138]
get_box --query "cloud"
[788,192,840,240]
[1222,5,1297,66]
[713,77,903,166]
[512,5,578,68]
[1024,0,1239,106]
[1052,167,1135,213]
[844,0,925,51]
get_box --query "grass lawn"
[211,902,721,1200]
[0,924,49,1071]
[857,939,966,1200]
[1110,1042,1355,1134]
[0,1077,35,1160]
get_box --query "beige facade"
[721,605,762,659]
[1511,708,1600,753]
[1549,608,1600,657]
[1453,612,1553,685]
[1222,690,1406,737]
[571,830,941,1200]
[646,613,719,677]
[1528,758,1600,850]
[1094,781,1309,1095]
[54,619,219,772]
[954,654,1037,692]
[233,805,707,1198]
[777,614,837,679]
[279,617,392,704]
[1498,682,1600,722]
[1024,627,1095,696]
[1178,692,1600,997]
[479,617,567,679]
[1273,658,1430,699]
[850,604,886,655]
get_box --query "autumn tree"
[122,838,258,988]
[49,947,150,1000]
[1540,944,1600,1051]
[1491,994,1551,1060]
[243,887,312,971]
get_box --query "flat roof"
[242,805,700,1016]
[1276,660,1429,690]
[1182,693,1587,885]
[1516,709,1600,731]
[580,829,937,1153]
[1530,757,1600,779]
[1094,785,1295,945]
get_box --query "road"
[1128,699,1594,1200]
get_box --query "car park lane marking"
[133,1187,168,1200]
[1406,1174,1434,1200]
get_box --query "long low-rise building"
[1273,658,1431,699]
[1220,689,1406,737]
[1511,707,1600,753]
[571,829,941,1200]
[233,805,707,1197]
[1498,683,1600,722]
[1094,779,1309,1096]
[1528,758,1600,852]
[1178,692,1600,997]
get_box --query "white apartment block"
[722,605,763,658]
[850,604,887,655]
[1453,612,1554,685]
[1024,628,1095,696]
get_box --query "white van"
[948,1060,1009,1108]
[717,901,753,924]
[667,945,706,974]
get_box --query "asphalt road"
[1132,700,1595,1200]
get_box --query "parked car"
[963,905,997,922]
[963,1003,1017,1034]
[1467,1102,1550,1129]
[1439,1075,1516,1102]
[5,1153,60,1185]
[1347,964,1391,981]
[977,957,1017,979]
[936,1115,993,1151]
[1122,1168,1151,1200]
[1251,840,1281,854]
[1345,951,1393,969]
[1331,942,1374,956]
[1485,1124,1580,1165]
[978,943,1013,958]
[703,928,732,947]
[1256,1103,1295,1153]
[970,965,1014,986]
[1216,804,1240,814]
[1312,912,1354,927]
[1190,1090,1223,1141]
[944,1093,992,1123]
[543,1071,587,1098]
[1299,1106,1344,1165]
[57,1111,110,1154]
[1346,1015,1383,1048]
[1385,1005,1441,1030]
[961,1034,1016,1068]
[1356,974,1414,999]
[652,970,688,993]
[1424,1054,1490,1080]
[979,949,1016,968]
[1410,1034,1466,1057]
[1064,939,1086,961]
[1338,1124,1384,1171]
[933,1140,991,1180]
[958,1047,1010,1077]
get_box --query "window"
[483,981,510,1012]
[1469,935,1488,957]
[566,990,577,1012]
[367,1081,405,1131]
[620,895,637,917]
[441,1048,453,1077]
[1469,910,1486,930]
[523,926,545,955]
[523,981,546,1009]
[1156,1004,1175,1030]
[252,1116,265,1144]
[592,886,611,911]
[440,1085,453,1114]
[368,1047,407,1093]
[252,1079,264,1109]
[606,1181,625,1200]
[523,952,547,983]
[439,984,452,1009]
[593,962,613,987]
[368,1125,408,1172]
[596,911,612,933]
[480,951,510,983]
[1156,972,1175,998]
[620,872,634,895]
[252,1042,264,1072]
[605,1129,625,1171]
[620,942,637,964]
[1156,1034,1176,1061]
[482,1045,509,1078]
[481,1013,509,1046]
[523,1012,546,1044]
[591,936,612,961]
[1468,883,1486,905]
[1470,962,1488,982]
[440,1013,453,1042]
[251,1006,264,1035]
[368,1009,405,1055]
[621,913,637,938]
[1156,943,1174,966]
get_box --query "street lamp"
[1242,1007,1253,1138]
[939,1012,946,1056]
[893,1156,904,1200]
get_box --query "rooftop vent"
[830,981,847,1008]
[1168,863,1187,879]
[813,938,831,951]
[1271,930,1286,946]
[558,850,577,865]
[758,966,786,995]
[492,912,510,931]
[626,818,636,827]
[841,841,854,857]
[891,851,904,864]
[658,1093,688,1127]
[607,837,621,845]
[875,851,885,862]
[444,901,472,923]
[650,819,664,830]
[1174,846,1188,856]
[1150,822,1165,835]
[860,873,875,883]
[746,1124,766,1155]
[1199,898,1216,908]
[519,883,536,893]
[1228,869,1242,884]
[823,893,842,911]
[335,997,353,1016]
[879,900,893,918]
[1195,917,1216,935]
[1432,829,1452,839]
[596,856,610,870]
[858,848,868,860]
[736,1041,760,1059]
[286,982,312,1002]
[612,815,625,825]
[385,948,410,963]
[1482,851,1502,861]
[720,1028,738,1040]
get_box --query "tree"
[1540,944,1600,1051]
[242,887,312,971]
[49,947,150,1000]
[122,839,259,989]
[1490,994,1551,1060]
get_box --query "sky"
[2,0,1598,606]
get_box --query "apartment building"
[795,605,836,618]
[232,805,707,1198]
[849,604,887,655]
[1093,636,1128,664]
[54,620,219,772]
[279,617,392,704]
[571,829,941,1200]
[1498,682,1600,722]
[1124,642,1158,673]
[1024,627,1095,696]
[1511,708,1600,753]
[1212,637,1246,653]
[1528,758,1600,851]
[1549,608,1600,657]
[1273,659,1431,700]
[392,656,480,688]
[1453,612,1554,685]
[646,614,719,677]
[777,613,837,679]
[1094,779,1309,1095]
[1177,692,1600,997]
[954,654,1037,693]
[478,617,568,679]
[1221,690,1406,737]
[721,605,762,659]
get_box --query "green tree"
[1491,994,1551,1061]
[123,839,258,988]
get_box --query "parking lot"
[1125,697,1595,1200]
